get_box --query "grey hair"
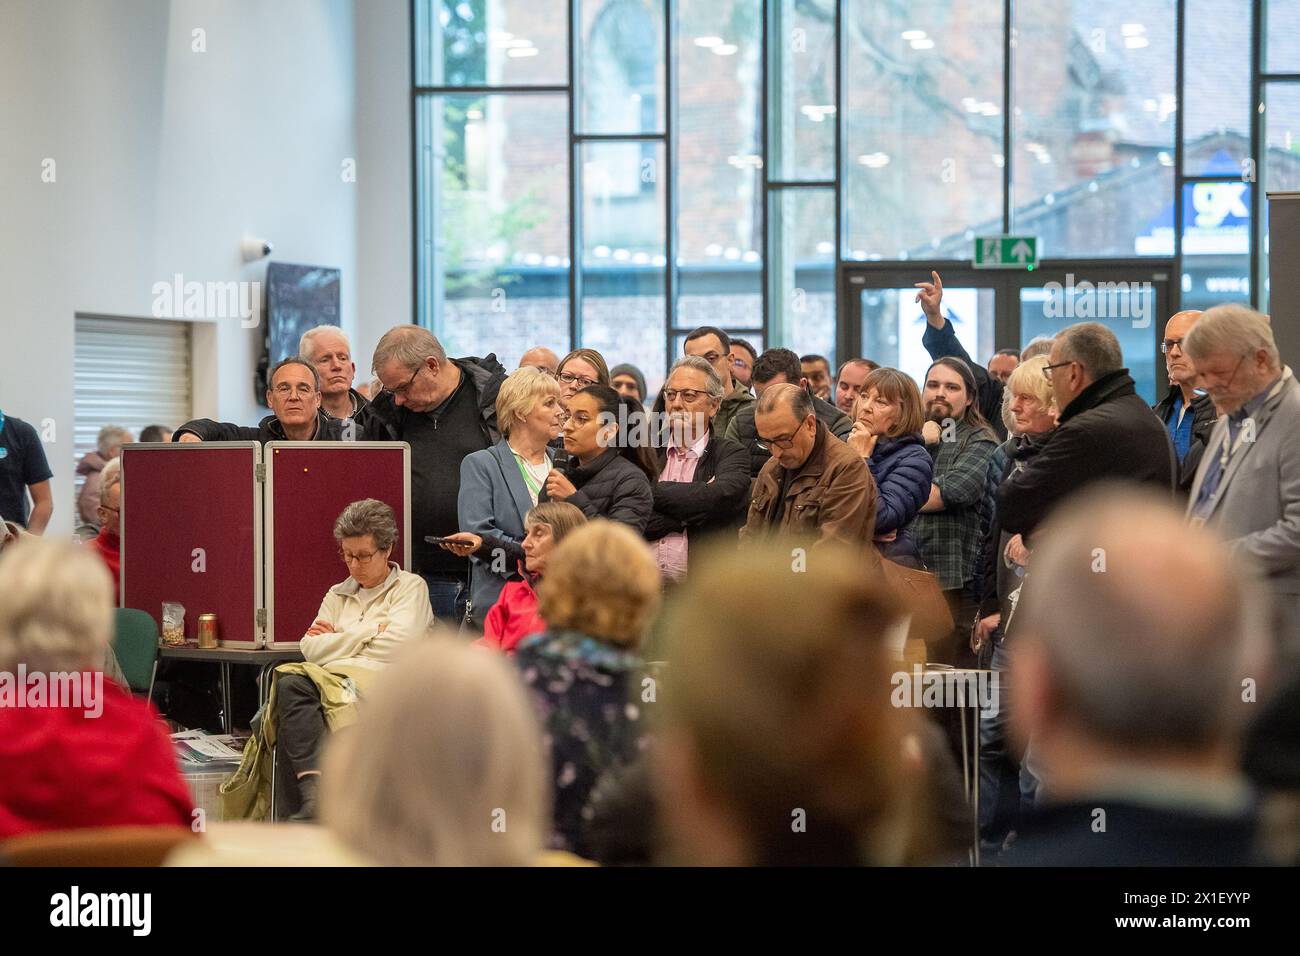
[0,536,113,673]
[372,325,446,375]
[1020,337,1053,361]
[100,457,122,500]
[299,324,351,361]
[333,498,398,550]
[1183,304,1280,369]
[1016,484,1267,751]
[96,425,132,457]
[1055,322,1123,380]
[668,354,725,402]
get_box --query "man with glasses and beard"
[912,357,999,663]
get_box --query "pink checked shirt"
[655,430,709,580]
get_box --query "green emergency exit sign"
[973,235,1038,270]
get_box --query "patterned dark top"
[515,628,647,857]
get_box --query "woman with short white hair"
[0,537,193,839]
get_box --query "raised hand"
[913,270,945,328]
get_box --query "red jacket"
[88,529,120,605]
[479,575,546,655]
[0,678,194,839]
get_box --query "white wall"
[0,0,363,536]
[353,0,413,378]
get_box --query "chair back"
[0,825,195,867]
[112,607,159,693]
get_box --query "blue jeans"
[421,573,468,625]
[978,634,1021,849]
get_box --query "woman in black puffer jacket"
[542,385,656,534]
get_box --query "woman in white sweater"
[277,498,434,819]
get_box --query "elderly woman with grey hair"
[272,498,435,820]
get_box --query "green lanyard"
[514,452,544,498]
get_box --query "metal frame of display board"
[262,441,412,649]
[119,441,264,648]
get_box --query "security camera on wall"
[242,237,274,262]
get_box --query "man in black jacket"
[175,357,349,443]
[1151,309,1217,495]
[998,323,1175,540]
[367,325,506,622]
[724,348,852,478]
[644,356,751,579]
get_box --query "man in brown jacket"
[740,384,878,551]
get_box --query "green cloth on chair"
[219,661,377,822]
[111,608,158,694]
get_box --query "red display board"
[264,442,410,647]
[120,443,261,646]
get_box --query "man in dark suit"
[644,356,751,580]
[1004,485,1264,866]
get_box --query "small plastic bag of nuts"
[161,602,187,646]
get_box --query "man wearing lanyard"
[0,408,54,534]
[1185,305,1300,664]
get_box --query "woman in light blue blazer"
[441,368,565,627]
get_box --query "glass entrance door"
[843,262,1172,404]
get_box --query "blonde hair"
[0,536,113,673]
[557,348,610,386]
[497,367,562,438]
[1006,354,1055,412]
[321,638,549,866]
[658,538,933,865]
[538,521,660,647]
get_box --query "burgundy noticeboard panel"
[120,443,260,645]
[264,442,410,647]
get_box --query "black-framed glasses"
[1042,360,1076,381]
[1160,338,1185,354]
[338,548,382,565]
[380,365,422,400]
[558,370,598,388]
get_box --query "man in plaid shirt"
[913,356,999,664]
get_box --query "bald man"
[518,347,560,377]
[740,384,878,553]
[1006,485,1265,865]
[1152,310,1215,493]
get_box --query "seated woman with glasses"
[541,384,656,534]
[268,499,435,821]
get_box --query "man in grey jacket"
[1186,304,1300,665]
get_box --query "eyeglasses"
[380,365,422,400]
[757,431,800,450]
[338,548,382,564]
[732,357,751,370]
[1160,338,1184,354]
[662,388,710,403]
[558,371,598,388]
[273,383,318,397]
[1041,360,1077,381]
